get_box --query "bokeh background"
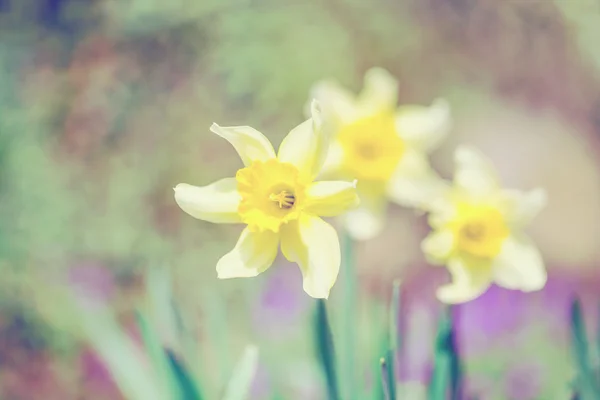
[2,0,600,399]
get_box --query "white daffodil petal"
[304,180,359,217]
[216,227,279,279]
[174,180,241,223]
[278,100,327,181]
[387,149,451,209]
[318,140,345,179]
[357,67,398,114]
[454,145,499,197]
[426,193,457,229]
[344,197,387,241]
[436,256,493,304]
[280,215,340,299]
[500,188,547,229]
[309,81,358,125]
[492,235,547,292]
[421,229,455,265]
[210,123,276,166]
[395,98,451,152]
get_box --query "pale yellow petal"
[453,145,499,197]
[344,196,387,241]
[421,229,455,265]
[395,98,451,152]
[436,256,493,304]
[210,123,276,166]
[492,235,547,291]
[216,228,279,279]
[317,140,344,179]
[426,192,457,229]
[500,188,547,229]
[174,180,241,224]
[357,67,398,114]
[308,81,358,125]
[280,215,340,299]
[387,149,451,209]
[304,180,359,217]
[278,100,328,181]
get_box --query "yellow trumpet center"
[450,203,510,258]
[236,159,305,232]
[337,112,405,182]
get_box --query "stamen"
[357,142,378,159]
[460,223,485,241]
[269,191,295,209]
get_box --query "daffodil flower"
[421,146,547,304]
[309,67,451,240]
[173,101,359,299]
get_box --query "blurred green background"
[1,0,600,399]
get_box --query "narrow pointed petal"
[426,193,458,229]
[395,99,451,152]
[278,100,328,181]
[344,195,387,241]
[436,256,493,304]
[216,227,279,279]
[421,229,455,265]
[280,215,341,299]
[500,188,547,229]
[309,81,358,125]
[318,140,345,179]
[210,123,276,166]
[454,145,499,197]
[387,149,451,209]
[174,179,241,223]
[304,180,359,217]
[357,67,398,114]
[492,235,547,291]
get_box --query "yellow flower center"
[236,159,305,232]
[450,203,510,258]
[337,112,405,182]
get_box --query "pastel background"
[1,1,600,399]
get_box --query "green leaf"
[222,345,259,400]
[135,311,179,397]
[314,299,340,400]
[570,298,600,399]
[373,328,388,400]
[80,307,164,400]
[146,266,180,344]
[381,280,401,400]
[341,231,358,399]
[597,301,600,370]
[166,349,204,400]
[380,353,396,400]
[428,306,463,400]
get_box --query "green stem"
[315,300,340,400]
[570,298,600,399]
[428,306,462,400]
[341,231,357,399]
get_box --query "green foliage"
[570,298,600,399]
[427,307,462,400]
[314,299,340,400]
[212,3,356,123]
[222,345,259,400]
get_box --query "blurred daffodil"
[422,146,547,304]
[174,101,359,299]
[309,67,451,240]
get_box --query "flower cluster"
[174,67,547,304]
